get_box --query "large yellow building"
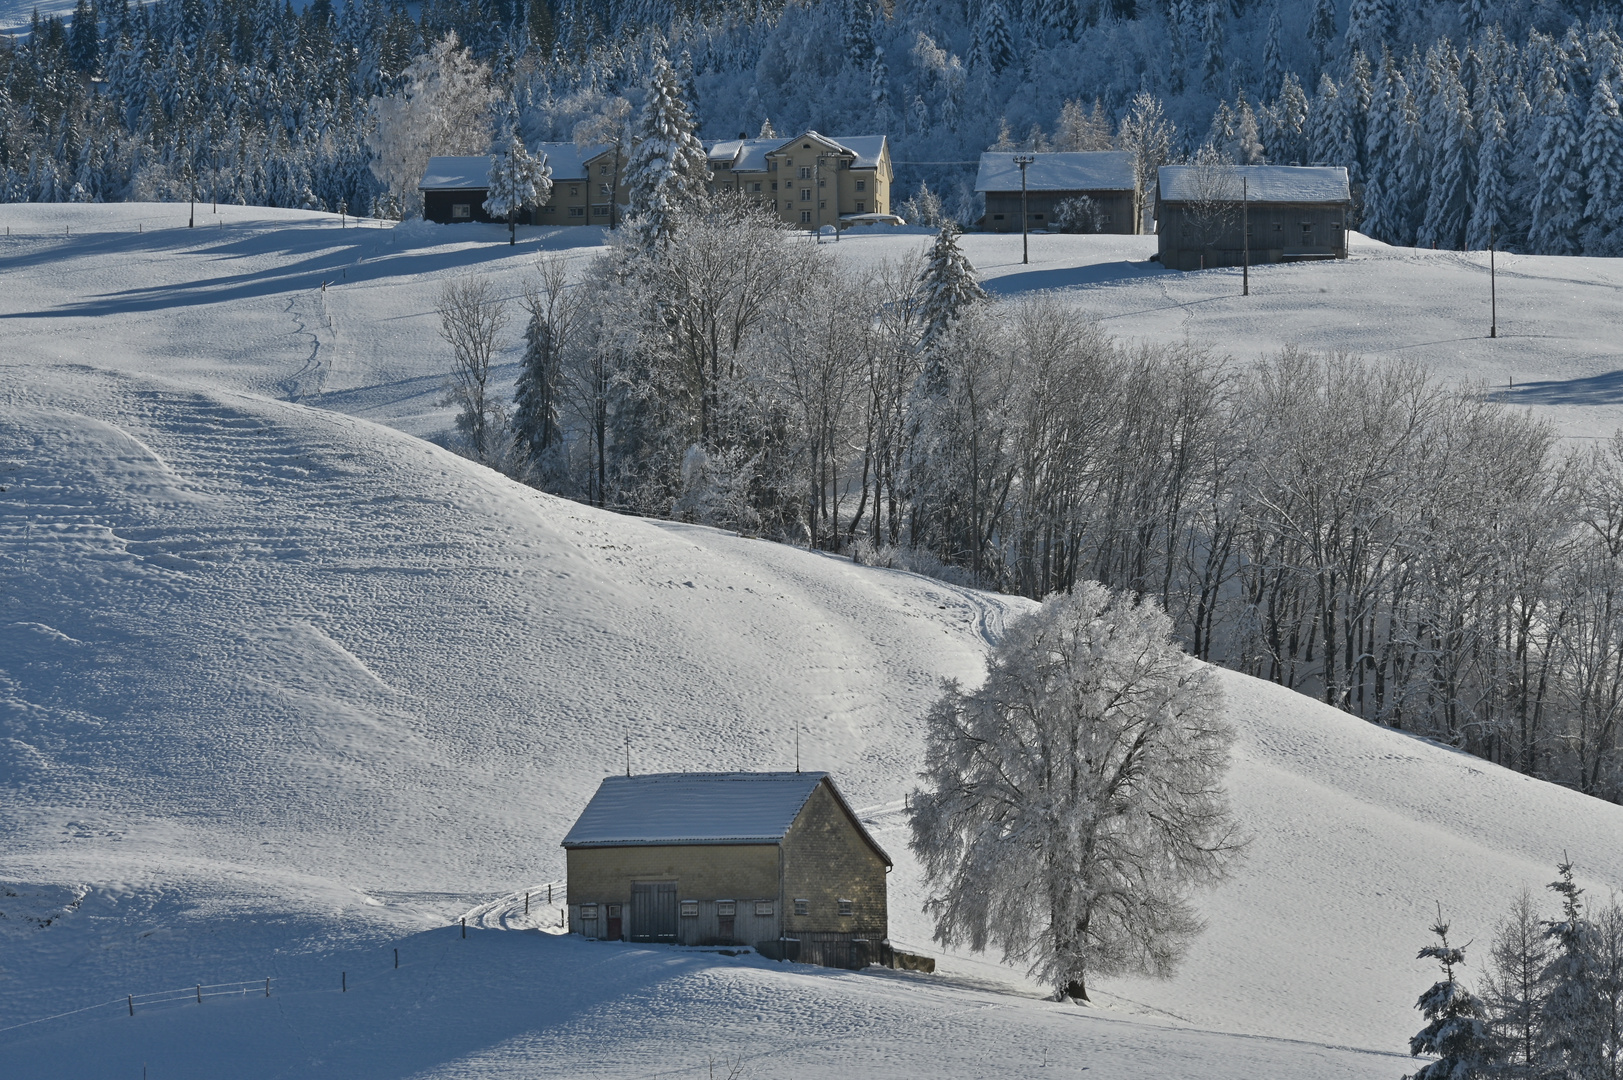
[707,130,895,230]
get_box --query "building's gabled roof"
[708,137,786,172]
[532,142,612,182]
[975,150,1136,194]
[562,771,891,864]
[1158,164,1351,204]
[419,156,492,191]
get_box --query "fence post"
[462,917,467,939]
[196,984,201,1004]
[394,947,399,969]
[265,978,270,997]
[342,971,346,993]
[128,995,134,1016]
[525,892,529,915]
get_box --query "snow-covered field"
[4,204,1622,1078]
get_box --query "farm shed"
[418,156,497,224]
[1155,164,1352,271]
[974,151,1139,234]
[562,771,891,969]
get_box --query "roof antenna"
[625,733,631,778]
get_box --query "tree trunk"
[1064,978,1089,1002]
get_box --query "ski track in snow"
[3,204,1623,1077]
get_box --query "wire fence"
[0,978,277,1036]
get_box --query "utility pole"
[188,168,196,229]
[1014,154,1035,265]
[1242,176,1249,297]
[1489,222,1498,339]
[624,733,630,777]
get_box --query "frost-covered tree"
[366,33,499,218]
[1404,907,1497,1080]
[918,225,987,355]
[484,132,552,244]
[1263,6,1285,99]
[1345,0,1389,60]
[1483,888,1551,1078]
[1201,1,1225,94]
[1580,76,1623,255]
[1308,0,1337,71]
[909,584,1238,1003]
[1056,98,1113,152]
[1530,88,1586,255]
[624,54,709,249]
[514,255,580,472]
[1467,101,1512,250]
[972,0,1017,76]
[1118,92,1176,231]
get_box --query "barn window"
[1034,213,1045,219]
[992,214,1005,221]
[451,204,471,220]
[607,905,621,918]
[680,900,699,918]
[581,904,598,920]
[717,901,736,917]
[794,898,810,916]
[755,900,775,916]
[838,899,854,917]
[568,207,585,218]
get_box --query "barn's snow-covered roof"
[418,156,492,191]
[562,771,889,862]
[975,151,1136,193]
[1158,164,1351,204]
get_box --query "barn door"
[630,883,678,943]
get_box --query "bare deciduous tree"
[437,274,508,464]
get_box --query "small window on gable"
[802,143,811,149]
[756,900,775,916]
[838,899,854,917]
[601,164,610,175]
[794,898,809,916]
[680,900,699,918]
[717,900,736,917]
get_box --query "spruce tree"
[1541,861,1606,1080]
[1201,1,1224,94]
[1345,0,1388,59]
[483,132,552,245]
[1263,6,1284,99]
[1580,75,1623,255]
[973,0,1016,76]
[918,225,987,361]
[1307,0,1336,71]
[624,53,709,249]
[1466,100,1510,251]
[1404,907,1497,1080]
[1530,90,1586,255]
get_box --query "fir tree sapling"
[1404,905,1498,1080]
[1541,860,1607,1080]
[908,585,1239,1004]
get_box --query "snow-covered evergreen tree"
[1345,0,1389,60]
[1466,100,1511,250]
[1263,5,1285,99]
[918,224,987,357]
[624,54,709,250]
[1530,88,1586,255]
[972,0,1017,76]
[909,584,1237,1003]
[1418,51,1474,250]
[1404,908,1497,1080]
[1541,861,1607,1080]
[483,131,552,244]
[1308,0,1337,71]
[1201,1,1225,94]
[1580,74,1623,255]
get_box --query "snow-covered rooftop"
[708,137,785,172]
[1158,164,1351,204]
[563,771,878,850]
[532,142,612,182]
[418,155,492,191]
[974,151,1136,193]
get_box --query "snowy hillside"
[5,205,1623,1077]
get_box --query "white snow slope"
[2,205,1621,1079]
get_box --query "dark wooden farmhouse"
[418,156,497,224]
[974,151,1139,234]
[562,771,891,969]
[1155,164,1352,271]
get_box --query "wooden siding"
[982,189,1136,234]
[423,189,495,224]
[1156,200,1350,270]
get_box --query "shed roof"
[975,150,1136,193]
[1158,164,1351,204]
[419,156,492,191]
[562,771,890,863]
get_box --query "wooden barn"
[974,151,1139,234]
[562,771,891,969]
[418,156,497,224]
[1155,164,1352,271]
